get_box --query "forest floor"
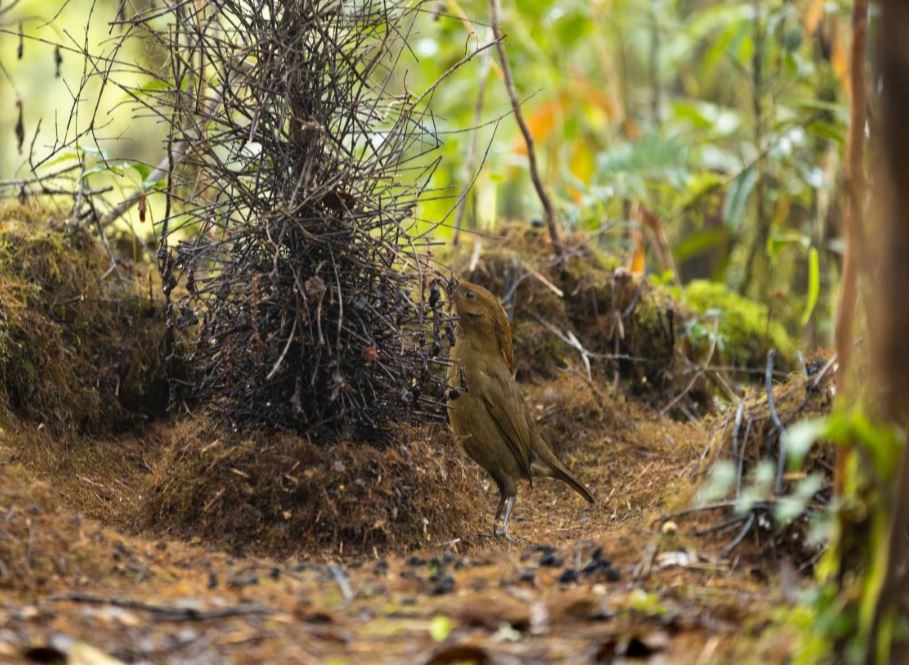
[0,383,802,665]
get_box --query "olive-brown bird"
[446,279,595,539]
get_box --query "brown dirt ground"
[0,371,802,665]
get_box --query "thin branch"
[488,0,563,258]
[833,0,868,493]
[51,593,271,621]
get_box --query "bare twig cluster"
[659,353,836,567]
[7,0,468,439]
[147,0,459,437]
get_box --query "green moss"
[0,201,168,433]
[674,279,796,369]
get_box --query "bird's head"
[449,278,514,369]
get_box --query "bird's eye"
[464,289,476,299]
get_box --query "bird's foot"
[493,526,516,542]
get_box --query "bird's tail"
[533,437,595,504]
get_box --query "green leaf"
[628,589,668,617]
[135,77,174,95]
[130,162,151,180]
[696,460,736,504]
[429,615,453,642]
[43,149,80,168]
[766,232,810,258]
[801,248,820,326]
[806,119,846,147]
[79,145,108,159]
[782,417,828,467]
[673,228,726,262]
[722,165,757,229]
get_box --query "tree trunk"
[868,0,909,660]
[833,0,868,493]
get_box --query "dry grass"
[138,418,487,556]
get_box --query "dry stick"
[488,0,563,258]
[833,0,868,494]
[689,514,749,538]
[737,417,753,498]
[720,512,755,559]
[731,399,745,496]
[637,203,679,283]
[655,500,756,524]
[659,321,719,416]
[328,563,353,603]
[765,349,785,495]
[50,593,271,621]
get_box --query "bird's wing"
[477,363,534,482]
[495,305,514,370]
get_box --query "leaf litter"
[1,383,800,664]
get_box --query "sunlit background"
[2,0,850,346]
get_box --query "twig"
[765,350,785,494]
[689,514,749,538]
[266,317,298,381]
[531,315,645,365]
[730,400,745,497]
[659,329,719,416]
[720,512,755,559]
[809,354,838,392]
[488,0,563,258]
[833,0,868,493]
[532,317,591,379]
[328,563,353,603]
[637,203,678,282]
[621,279,646,319]
[655,501,752,524]
[468,238,483,272]
[737,417,753,498]
[632,541,658,581]
[50,593,271,621]
[525,266,563,298]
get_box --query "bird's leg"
[494,496,516,542]
[491,493,506,536]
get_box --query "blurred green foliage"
[404,0,850,350]
[2,0,850,352]
[0,0,164,213]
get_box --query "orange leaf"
[513,98,561,156]
[832,36,850,100]
[627,226,647,276]
[804,0,824,35]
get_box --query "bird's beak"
[444,275,458,313]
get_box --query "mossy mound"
[0,201,168,433]
[525,371,633,456]
[673,279,796,371]
[442,223,681,392]
[139,418,485,556]
[441,224,798,401]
